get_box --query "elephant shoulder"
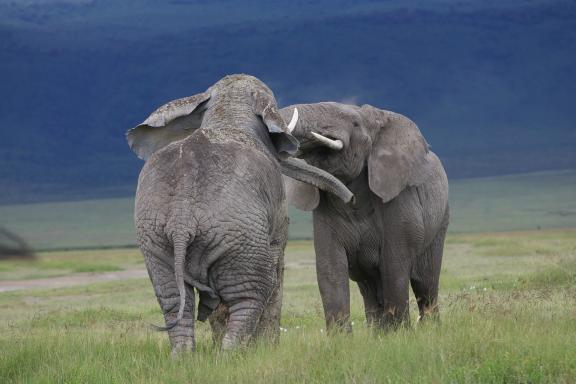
[421,151,448,188]
[415,151,449,215]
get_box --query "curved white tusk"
[310,131,344,150]
[287,107,299,133]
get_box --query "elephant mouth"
[297,131,343,153]
[293,131,347,177]
[296,147,337,174]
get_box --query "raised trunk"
[279,157,354,204]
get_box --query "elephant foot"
[167,318,196,357]
[374,305,411,332]
[325,317,353,334]
[416,308,440,325]
[170,339,195,358]
[221,333,252,351]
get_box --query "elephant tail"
[152,232,193,331]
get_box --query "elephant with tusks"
[281,102,449,331]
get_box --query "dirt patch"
[0,260,314,293]
[0,269,148,293]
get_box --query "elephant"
[280,102,449,330]
[126,75,353,354]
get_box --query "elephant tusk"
[310,131,344,150]
[287,107,299,133]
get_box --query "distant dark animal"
[281,102,449,330]
[0,227,35,260]
[126,75,352,354]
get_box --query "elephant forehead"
[200,127,264,151]
[215,74,272,94]
[296,103,359,129]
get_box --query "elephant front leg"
[144,254,196,355]
[314,222,351,332]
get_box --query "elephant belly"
[337,219,380,282]
[348,247,380,282]
[413,153,449,248]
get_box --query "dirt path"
[0,260,314,293]
[0,269,148,293]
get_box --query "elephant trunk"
[280,157,354,204]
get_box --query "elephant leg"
[314,217,351,332]
[213,253,274,350]
[143,249,196,355]
[357,280,383,328]
[208,303,229,346]
[221,298,267,350]
[378,252,411,330]
[254,269,283,342]
[411,224,447,322]
[255,241,285,343]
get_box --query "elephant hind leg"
[357,280,383,328]
[254,257,284,342]
[255,222,288,343]
[213,255,274,350]
[221,298,267,350]
[208,303,229,346]
[142,248,196,355]
[410,225,447,322]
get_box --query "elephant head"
[126,76,353,206]
[126,74,299,161]
[280,102,431,209]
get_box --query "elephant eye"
[353,122,359,127]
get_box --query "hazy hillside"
[0,0,575,203]
[1,170,574,251]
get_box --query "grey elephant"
[126,75,353,354]
[280,102,449,330]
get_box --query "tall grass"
[1,230,575,382]
[2,289,575,383]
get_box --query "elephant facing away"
[280,102,449,330]
[126,76,353,354]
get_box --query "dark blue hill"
[0,0,575,203]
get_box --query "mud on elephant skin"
[127,75,353,354]
[280,102,449,331]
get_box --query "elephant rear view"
[126,75,352,354]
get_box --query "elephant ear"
[252,90,299,157]
[126,92,211,160]
[283,174,320,211]
[362,105,431,203]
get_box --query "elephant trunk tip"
[347,194,356,206]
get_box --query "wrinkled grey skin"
[280,102,449,330]
[126,76,353,354]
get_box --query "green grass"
[1,170,576,250]
[1,230,575,383]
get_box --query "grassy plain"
[1,229,575,383]
[1,170,575,250]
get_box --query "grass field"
[1,170,575,251]
[1,229,575,383]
